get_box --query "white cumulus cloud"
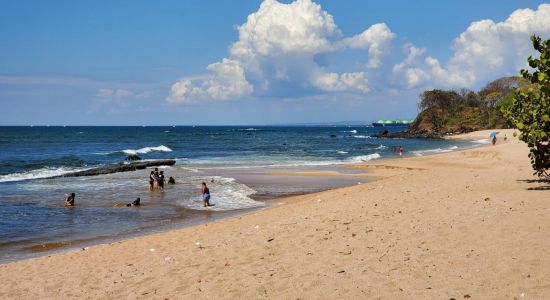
[393,3,550,89]
[167,0,395,104]
[342,23,396,68]
[313,72,370,92]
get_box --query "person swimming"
[168,176,176,184]
[126,197,141,207]
[64,192,75,206]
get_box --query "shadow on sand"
[517,178,550,190]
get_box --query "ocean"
[0,126,484,262]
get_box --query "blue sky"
[0,0,548,125]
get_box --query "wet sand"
[1,129,549,299]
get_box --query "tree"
[479,76,522,108]
[502,35,550,178]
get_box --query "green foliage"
[502,35,550,178]
[413,77,524,134]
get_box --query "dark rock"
[371,129,443,139]
[126,154,142,161]
[50,159,176,178]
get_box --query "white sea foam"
[375,144,387,150]
[0,167,90,183]
[353,135,372,139]
[177,176,264,211]
[93,152,111,155]
[344,130,358,133]
[121,145,173,155]
[473,139,490,144]
[337,151,348,154]
[346,153,381,163]
[412,146,459,156]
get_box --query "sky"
[0,0,549,125]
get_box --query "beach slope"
[1,129,549,299]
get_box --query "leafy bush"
[502,35,550,178]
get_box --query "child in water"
[64,193,75,206]
[126,197,141,207]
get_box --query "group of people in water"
[64,193,141,207]
[148,168,176,191]
[64,168,213,207]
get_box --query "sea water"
[0,126,480,262]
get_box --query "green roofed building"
[372,119,413,127]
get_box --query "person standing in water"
[399,146,404,158]
[201,182,211,207]
[153,170,160,190]
[159,171,165,190]
[64,193,75,206]
[148,171,155,191]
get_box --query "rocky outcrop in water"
[54,159,176,178]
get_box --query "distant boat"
[372,119,413,127]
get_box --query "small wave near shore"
[0,166,91,183]
[120,145,173,155]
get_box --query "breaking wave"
[119,145,173,155]
[0,167,91,183]
[346,153,381,163]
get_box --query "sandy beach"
[1,129,548,299]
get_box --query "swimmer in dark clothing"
[159,171,165,190]
[65,193,75,206]
[168,176,176,184]
[149,171,155,191]
[126,197,141,207]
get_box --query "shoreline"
[0,135,478,264]
[0,167,367,264]
[3,129,548,298]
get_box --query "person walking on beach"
[64,192,75,206]
[399,146,404,158]
[201,182,211,207]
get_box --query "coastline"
[2,129,549,298]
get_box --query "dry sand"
[1,129,549,299]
